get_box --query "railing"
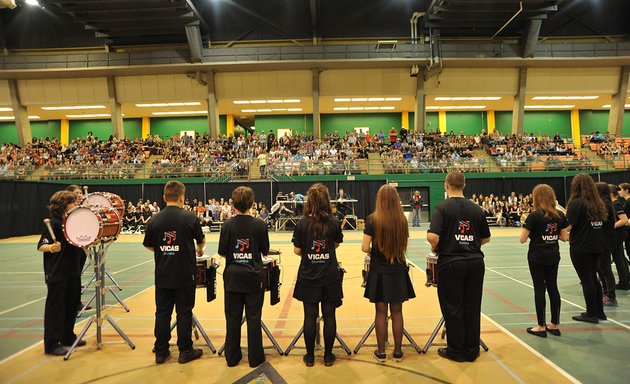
[1,155,627,182]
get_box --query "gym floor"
[0,227,628,383]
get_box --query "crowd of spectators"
[469,191,535,227]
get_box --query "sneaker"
[373,350,387,363]
[303,354,314,367]
[178,348,202,364]
[392,351,404,363]
[156,350,171,364]
[324,353,336,367]
[603,296,618,307]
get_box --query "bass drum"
[85,192,125,219]
[63,206,122,247]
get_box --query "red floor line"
[483,287,538,321]
[271,272,297,338]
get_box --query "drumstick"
[43,218,57,242]
[83,185,88,196]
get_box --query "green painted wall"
[409,112,415,131]
[124,118,142,140]
[150,116,209,139]
[494,111,572,138]
[445,112,487,136]
[623,110,630,137]
[426,112,439,132]
[579,110,608,135]
[219,115,227,136]
[320,113,401,136]
[69,119,112,141]
[495,111,512,134]
[0,120,61,144]
[254,114,314,135]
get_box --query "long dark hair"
[303,183,332,238]
[568,174,607,221]
[372,185,408,263]
[48,190,76,220]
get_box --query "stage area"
[0,228,628,383]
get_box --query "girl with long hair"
[519,184,568,337]
[566,174,609,323]
[362,185,415,362]
[292,183,344,367]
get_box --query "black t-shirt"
[566,197,607,254]
[218,215,270,293]
[143,206,204,288]
[292,216,343,287]
[622,197,630,216]
[524,210,568,265]
[612,198,626,239]
[36,217,83,283]
[364,214,408,274]
[428,197,491,265]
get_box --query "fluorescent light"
[151,111,207,115]
[426,106,486,110]
[601,104,630,108]
[0,107,13,112]
[135,102,201,107]
[287,108,302,112]
[349,107,364,111]
[257,109,272,113]
[434,97,501,101]
[384,97,402,101]
[333,107,349,111]
[233,100,250,105]
[241,109,257,113]
[524,105,574,109]
[42,105,106,110]
[351,98,368,102]
[368,97,385,102]
[267,100,284,104]
[25,0,39,6]
[0,116,36,120]
[334,98,351,102]
[283,99,300,103]
[532,96,598,100]
[65,113,112,118]
[271,108,287,111]
[250,100,267,104]
[30,116,41,119]
[379,106,396,110]
[364,107,380,110]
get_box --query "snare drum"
[425,253,438,287]
[84,192,125,219]
[63,206,122,247]
[261,257,277,291]
[196,255,212,288]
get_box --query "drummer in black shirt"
[143,181,205,364]
[218,186,270,368]
[37,190,85,356]
[427,171,491,363]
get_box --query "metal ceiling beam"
[72,9,193,20]
[53,2,184,13]
[186,23,204,63]
[83,15,197,28]
[184,0,210,33]
[521,19,542,57]
[309,0,318,44]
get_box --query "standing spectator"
[409,190,423,227]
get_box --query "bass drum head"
[86,193,112,207]
[64,207,100,247]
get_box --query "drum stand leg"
[421,316,489,354]
[218,316,284,356]
[284,317,351,356]
[353,316,421,354]
[170,314,217,353]
[65,244,135,360]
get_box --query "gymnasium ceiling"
[0,0,629,122]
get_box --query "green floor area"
[1,230,629,383]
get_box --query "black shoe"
[465,351,480,362]
[437,347,466,362]
[614,283,630,290]
[178,348,202,364]
[64,339,87,347]
[156,351,170,364]
[545,327,561,337]
[45,344,68,356]
[572,314,598,324]
[303,354,315,367]
[580,312,607,321]
[392,351,404,363]
[373,350,387,363]
[249,358,265,368]
[324,353,336,367]
[526,327,547,338]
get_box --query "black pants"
[570,250,604,317]
[154,285,195,355]
[527,260,561,326]
[224,290,265,367]
[611,236,630,287]
[437,258,484,359]
[597,251,616,299]
[44,276,81,352]
[624,235,630,262]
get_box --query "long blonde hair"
[372,185,408,264]
[532,184,560,219]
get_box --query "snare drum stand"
[78,249,129,317]
[353,315,422,354]
[421,317,489,354]
[284,316,352,356]
[65,241,135,360]
[217,316,284,356]
[169,313,217,353]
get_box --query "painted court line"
[486,266,630,331]
[481,313,581,384]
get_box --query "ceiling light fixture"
[65,113,112,118]
[42,105,106,110]
[151,111,207,116]
[601,104,630,108]
[0,107,13,112]
[524,105,575,109]
[135,102,201,107]
[532,96,598,100]
[426,106,486,110]
[434,97,501,101]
